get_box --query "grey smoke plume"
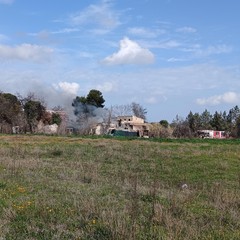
[2,73,110,132]
[72,101,109,133]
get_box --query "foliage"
[149,122,172,138]
[86,89,105,108]
[210,111,226,131]
[41,111,62,126]
[181,106,240,138]
[159,120,169,128]
[74,89,105,108]
[72,90,106,134]
[41,111,52,125]
[199,109,212,129]
[172,115,193,138]
[1,88,240,138]
[24,100,46,132]
[186,111,201,133]
[0,92,22,125]
[0,91,58,133]
[51,113,62,125]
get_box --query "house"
[112,115,149,137]
[91,115,149,137]
[197,130,226,139]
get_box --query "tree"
[221,111,228,131]
[111,104,132,117]
[72,89,105,134]
[72,89,105,119]
[210,111,225,131]
[159,120,169,128]
[172,115,192,138]
[110,102,147,121]
[227,105,240,124]
[0,92,22,133]
[149,122,172,138]
[200,109,212,130]
[186,111,201,133]
[227,105,240,136]
[131,102,147,121]
[24,100,46,132]
[51,113,62,125]
[236,116,240,138]
[84,89,105,108]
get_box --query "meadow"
[0,135,239,240]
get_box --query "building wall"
[117,116,144,124]
[197,130,226,139]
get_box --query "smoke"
[1,73,108,131]
[72,101,108,132]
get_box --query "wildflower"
[48,208,53,213]
[17,187,26,193]
[92,219,96,224]
[13,204,25,211]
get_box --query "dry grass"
[0,135,239,239]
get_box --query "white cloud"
[128,27,163,38]
[159,40,181,49]
[0,0,14,4]
[167,57,186,62]
[54,82,80,95]
[141,40,181,49]
[0,44,53,62]
[194,44,232,57]
[102,37,155,65]
[145,96,157,104]
[96,82,116,92]
[196,92,240,106]
[77,51,94,58]
[52,28,79,34]
[69,0,120,33]
[176,27,197,33]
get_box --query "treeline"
[1,90,240,138]
[0,92,61,134]
[170,106,240,138]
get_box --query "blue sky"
[0,0,240,122]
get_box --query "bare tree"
[172,115,192,138]
[111,104,132,117]
[131,102,147,121]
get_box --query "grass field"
[0,135,239,239]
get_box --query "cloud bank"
[69,0,120,33]
[54,82,80,95]
[0,44,53,62]
[102,37,155,65]
[128,27,160,38]
[196,92,240,106]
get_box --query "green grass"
[0,135,239,239]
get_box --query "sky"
[0,0,240,122]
